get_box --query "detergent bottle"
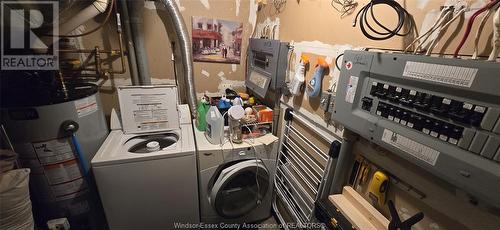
[205,106,224,145]
[307,57,329,97]
[289,55,309,95]
[196,96,210,131]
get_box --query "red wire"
[454,0,500,58]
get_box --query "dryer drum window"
[210,160,270,218]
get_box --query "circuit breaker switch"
[480,136,500,159]
[361,97,373,111]
[494,148,500,163]
[470,106,487,127]
[414,93,431,112]
[458,128,475,149]
[450,102,473,123]
[469,132,488,154]
[448,127,463,145]
[410,114,423,130]
[480,108,500,131]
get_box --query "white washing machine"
[91,86,199,230]
[195,128,279,224]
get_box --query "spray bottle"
[307,57,329,97]
[289,55,310,95]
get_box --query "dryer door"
[210,160,270,218]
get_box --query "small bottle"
[289,55,309,95]
[307,57,329,98]
[228,105,245,144]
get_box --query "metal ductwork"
[118,0,140,85]
[56,0,110,36]
[124,0,197,118]
[127,0,151,85]
[154,0,197,118]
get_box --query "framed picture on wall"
[191,16,243,64]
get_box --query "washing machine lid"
[210,160,270,218]
[118,85,179,134]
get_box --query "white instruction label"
[403,61,477,87]
[118,86,179,133]
[43,159,83,185]
[74,95,98,118]
[131,94,170,131]
[345,76,359,104]
[381,129,440,166]
[32,138,76,165]
[249,71,270,89]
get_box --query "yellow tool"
[368,170,389,207]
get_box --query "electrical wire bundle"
[490,4,500,60]
[454,0,500,59]
[352,0,417,41]
[404,6,466,55]
[331,0,358,17]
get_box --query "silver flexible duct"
[155,0,197,118]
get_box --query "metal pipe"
[59,23,126,75]
[119,0,140,85]
[51,0,110,36]
[155,0,197,118]
[59,49,117,54]
[128,0,151,85]
[112,31,127,74]
[329,130,357,194]
[94,46,102,77]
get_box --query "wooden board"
[329,186,389,230]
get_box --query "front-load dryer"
[91,86,199,230]
[195,128,278,224]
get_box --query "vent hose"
[155,0,197,118]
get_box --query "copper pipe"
[57,1,127,80]
[58,19,126,76]
[108,30,126,74]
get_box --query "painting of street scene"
[192,16,243,64]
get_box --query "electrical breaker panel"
[246,38,289,98]
[333,50,500,208]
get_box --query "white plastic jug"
[205,106,224,145]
